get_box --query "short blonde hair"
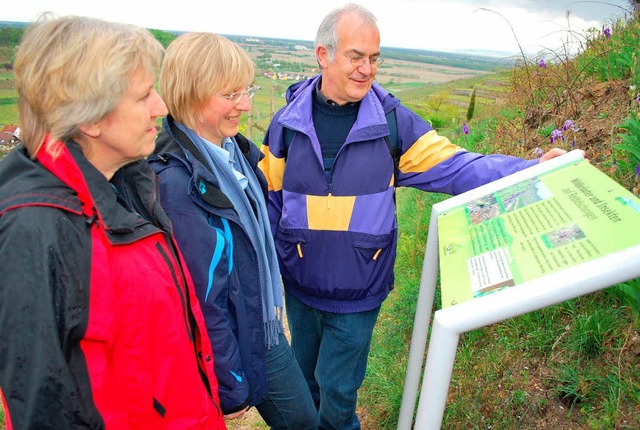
[160,32,255,129]
[14,14,164,156]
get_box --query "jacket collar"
[279,75,401,143]
[154,115,236,209]
[34,136,167,240]
[0,144,84,215]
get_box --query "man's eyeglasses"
[343,53,384,68]
[219,85,260,104]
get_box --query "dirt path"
[226,313,375,429]
[226,405,375,429]
[226,407,268,430]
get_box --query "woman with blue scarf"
[148,33,316,428]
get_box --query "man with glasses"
[259,4,566,429]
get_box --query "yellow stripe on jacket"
[399,130,461,173]
[306,194,356,231]
[259,145,285,192]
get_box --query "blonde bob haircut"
[161,32,255,130]
[14,14,164,157]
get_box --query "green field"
[0,71,17,126]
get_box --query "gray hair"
[315,3,378,62]
[14,14,163,157]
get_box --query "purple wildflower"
[532,147,543,158]
[603,26,611,39]
[636,164,640,182]
[562,119,578,131]
[635,92,640,103]
[462,122,470,135]
[550,129,564,144]
[538,59,547,69]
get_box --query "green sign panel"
[438,160,640,308]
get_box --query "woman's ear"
[77,122,101,139]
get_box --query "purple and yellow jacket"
[259,75,537,313]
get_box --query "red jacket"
[0,138,226,429]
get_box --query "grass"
[0,88,17,126]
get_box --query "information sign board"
[438,160,640,307]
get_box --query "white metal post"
[397,209,441,430]
[413,315,460,429]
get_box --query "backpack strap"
[384,109,399,172]
[283,126,296,156]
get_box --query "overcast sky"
[1,0,633,56]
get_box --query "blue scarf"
[176,123,283,348]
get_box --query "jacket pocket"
[276,229,307,259]
[276,229,396,301]
[353,235,393,263]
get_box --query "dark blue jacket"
[148,116,268,414]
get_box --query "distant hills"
[222,34,513,71]
[0,21,28,28]
[0,20,513,72]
